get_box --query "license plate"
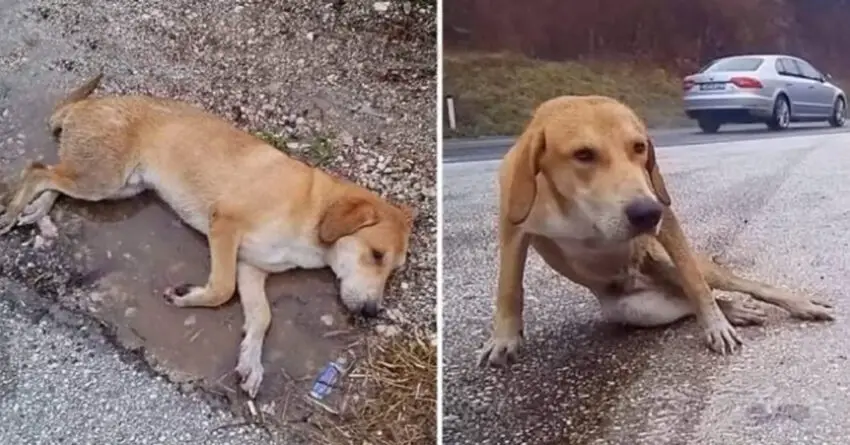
[700,82,726,91]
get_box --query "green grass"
[254,130,288,150]
[254,130,335,167]
[443,52,689,137]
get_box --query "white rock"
[385,308,405,324]
[89,291,104,303]
[375,324,401,337]
[37,216,58,238]
[286,142,308,151]
[320,314,334,326]
[373,1,390,12]
[33,235,46,250]
[340,132,354,147]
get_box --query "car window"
[795,59,823,80]
[781,58,804,77]
[701,57,764,72]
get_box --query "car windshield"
[700,57,764,72]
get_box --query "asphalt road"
[441,131,850,444]
[443,122,850,163]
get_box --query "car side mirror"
[825,73,833,82]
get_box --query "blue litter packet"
[309,360,344,400]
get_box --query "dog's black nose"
[360,302,380,318]
[625,198,663,232]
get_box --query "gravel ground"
[0,0,435,442]
[442,132,850,444]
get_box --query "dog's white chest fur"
[239,230,326,273]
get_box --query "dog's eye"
[573,148,597,163]
[371,249,384,263]
[633,142,647,154]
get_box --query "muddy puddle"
[0,74,365,422]
[77,197,360,402]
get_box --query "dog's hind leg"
[0,163,78,235]
[599,290,693,327]
[700,256,833,321]
[17,190,60,226]
[642,245,820,323]
[0,162,51,234]
[0,161,144,235]
[599,290,766,328]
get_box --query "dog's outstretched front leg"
[234,261,271,398]
[164,208,241,307]
[478,222,531,367]
[655,208,742,354]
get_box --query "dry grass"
[443,51,688,137]
[310,327,437,445]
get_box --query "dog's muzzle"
[340,282,384,319]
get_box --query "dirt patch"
[443,51,688,137]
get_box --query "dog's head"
[506,96,671,245]
[318,193,415,318]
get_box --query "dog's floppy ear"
[506,126,545,224]
[646,138,671,206]
[318,196,380,244]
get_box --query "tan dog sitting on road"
[478,95,833,367]
[0,74,416,397]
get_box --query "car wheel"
[698,118,721,134]
[767,95,791,131]
[828,97,846,127]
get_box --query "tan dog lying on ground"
[478,95,833,367]
[0,74,415,397]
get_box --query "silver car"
[682,54,846,133]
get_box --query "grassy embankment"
[443,52,689,137]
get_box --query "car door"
[795,58,835,116]
[781,58,820,116]
[776,58,811,116]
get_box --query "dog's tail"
[49,72,104,136]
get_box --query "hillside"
[444,0,850,137]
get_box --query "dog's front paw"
[787,299,834,322]
[236,343,265,399]
[477,325,524,368]
[162,284,198,306]
[701,313,742,355]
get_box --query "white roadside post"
[445,95,457,131]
